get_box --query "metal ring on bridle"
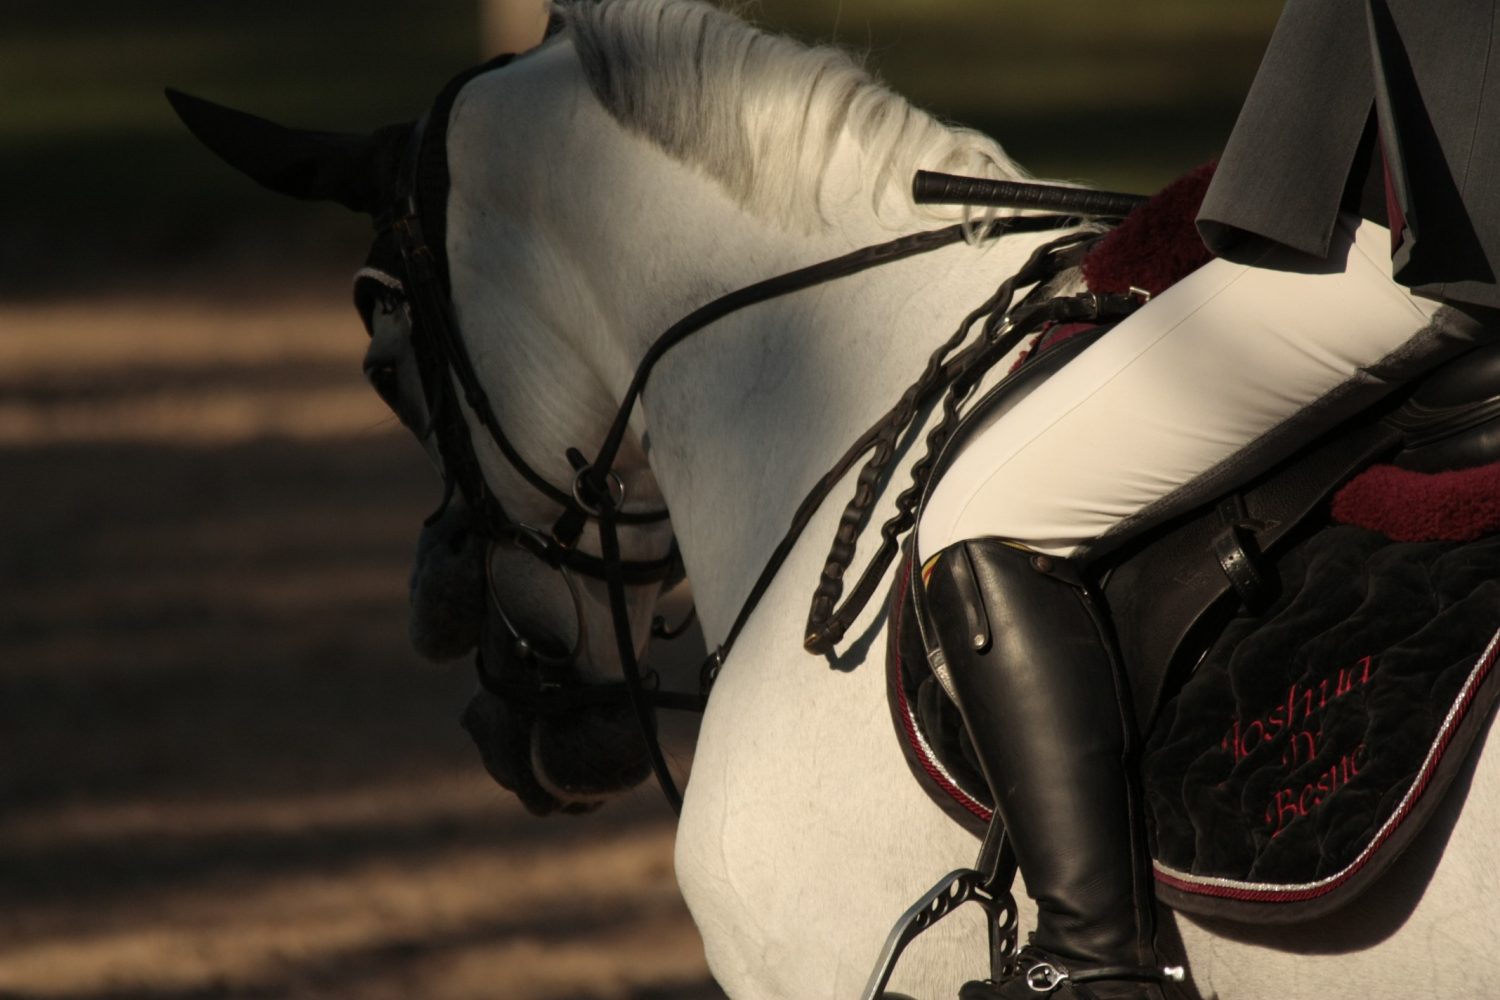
[485,531,589,667]
[572,466,626,516]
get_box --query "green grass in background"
[0,0,1283,298]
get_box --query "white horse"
[175,1,1500,996]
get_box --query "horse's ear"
[165,88,409,215]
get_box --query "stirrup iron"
[860,820,1018,1000]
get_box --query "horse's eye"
[365,362,401,411]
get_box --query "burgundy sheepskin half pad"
[1332,460,1500,542]
[1011,162,1218,373]
[1082,161,1217,298]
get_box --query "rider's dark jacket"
[1197,0,1500,311]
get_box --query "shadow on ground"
[0,297,722,1000]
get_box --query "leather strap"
[1016,950,1179,991]
[1103,415,1402,732]
[1211,495,1272,612]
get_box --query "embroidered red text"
[1220,655,1373,766]
[1263,743,1367,837]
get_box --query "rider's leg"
[918,216,1449,564]
[925,540,1158,1000]
[917,217,1472,999]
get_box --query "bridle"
[359,52,1145,815]
[352,53,712,814]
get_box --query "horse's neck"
[617,188,1056,644]
[562,134,1057,642]
[449,41,1056,637]
[445,40,814,534]
[628,166,1045,994]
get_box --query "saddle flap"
[889,526,1500,923]
[1102,416,1401,733]
[1144,526,1500,921]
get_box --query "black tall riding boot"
[922,538,1174,1000]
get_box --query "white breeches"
[917,217,1444,563]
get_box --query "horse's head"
[166,61,685,816]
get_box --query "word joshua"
[1220,655,1373,768]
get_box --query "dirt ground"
[0,290,723,1000]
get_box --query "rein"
[546,212,1128,815]
[388,54,1142,815]
[564,219,1027,809]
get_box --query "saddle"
[889,170,1500,923]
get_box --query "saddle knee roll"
[1390,340,1500,472]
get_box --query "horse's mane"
[556,0,1027,229]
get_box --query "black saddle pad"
[887,525,1500,922]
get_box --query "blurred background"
[0,2,1280,997]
